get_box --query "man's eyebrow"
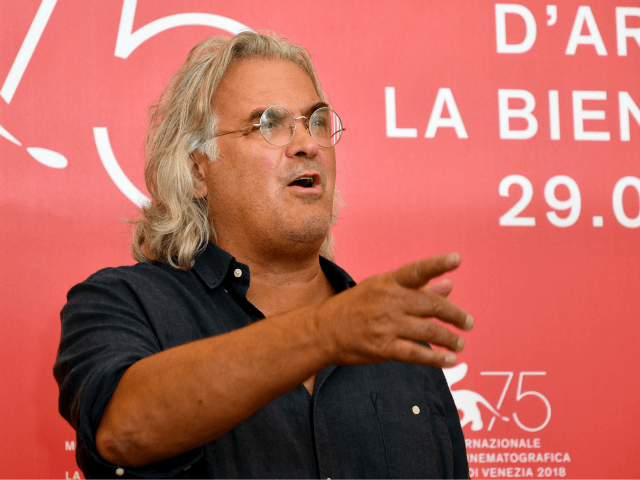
[303,101,329,117]
[242,108,268,126]
[242,102,330,125]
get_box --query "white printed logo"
[444,363,551,432]
[96,0,252,206]
[1,0,251,204]
[444,363,509,431]
[1,0,68,168]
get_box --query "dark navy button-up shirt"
[54,243,469,479]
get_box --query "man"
[54,32,472,478]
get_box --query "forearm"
[95,253,472,468]
[96,304,329,467]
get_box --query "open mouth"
[289,176,316,188]
[287,171,322,191]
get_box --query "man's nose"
[285,116,319,159]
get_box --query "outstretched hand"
[315,252,473,368]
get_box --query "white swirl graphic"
[97,2,252,205]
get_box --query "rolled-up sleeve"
[53,268,201,478]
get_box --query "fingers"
[323,253,471,369]
[392,253,461,289]
[402,288,473,331]
[397,316,465,353]
[425,279,453,297]
[389,338,458,368]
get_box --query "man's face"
[196,57,336,256]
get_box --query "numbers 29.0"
[499,175,640,228]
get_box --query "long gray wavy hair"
[131,31,340,270]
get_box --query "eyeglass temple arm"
[211,124,261,140]
[331,127,346,139]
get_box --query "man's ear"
[190,151,209,198]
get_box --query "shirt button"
[234,268,242,278]
[412,405,420,415]
[115,467,124,476]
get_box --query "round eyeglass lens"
[259,106,344,147]
[260,106,294,146]
[310,107,343,147]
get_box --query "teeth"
[290,175,315,188]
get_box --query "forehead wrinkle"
[213,58,322,127]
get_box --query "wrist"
[307,302,338,367]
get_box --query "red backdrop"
[1,1,639,478]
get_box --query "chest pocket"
[371,390,454,479]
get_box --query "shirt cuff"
[76,430,203,479]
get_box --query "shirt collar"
[319,256,357,293]
[191,242,236,290]
[191,242,356,293]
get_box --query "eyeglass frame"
[210,105,346,148]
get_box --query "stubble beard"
[276,163,335,250]
[270,193,334,256]
[282,210,332,245]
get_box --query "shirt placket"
[312,365,338,479]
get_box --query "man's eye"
[262,116,288,131]
[311,117,330,132]
[311,110,331,128]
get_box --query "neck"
[215,236,335,317]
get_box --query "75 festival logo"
[1,0,250,206]
[444,363,551,433]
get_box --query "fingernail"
[465,315,474,330]
[445,354,457,366]
[457,337,465,352]
[447,253,461,268]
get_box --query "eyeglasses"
[212,105,345,148]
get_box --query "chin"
[280,211,332,250]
